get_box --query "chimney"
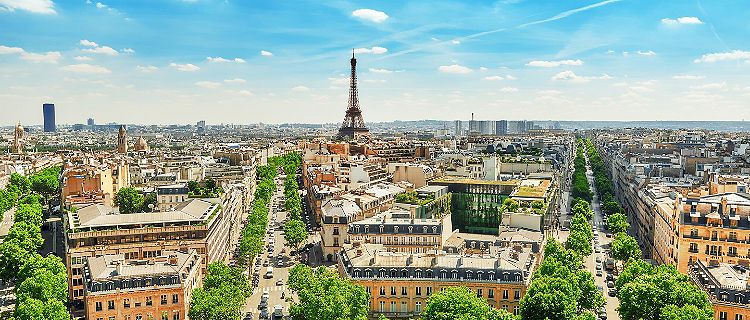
[168,254,178,265]
[114,261,122,276]
[721,197,728,215]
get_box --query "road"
[243,172,320,319]
[0,208,16,238]
[555,147,620,320]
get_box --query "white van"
[265,266,273,279]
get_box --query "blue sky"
[1,0,749,125]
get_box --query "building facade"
[43,103,56,132]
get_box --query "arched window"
[477,271,484,280]
[488,272,495,280]
[423,226,428,233]
[401,269,408,278]
[466,271,473,279]
[365,269,372,277]
[426,270,433,278]
[440,270,447,279]
[390,269,397,278]
[394,226,399,233]
[432,226,437,233]
[380,225,385,233]
[379,269,387,278]
[451,270,458,279]
[415,269,422,278]
[354,269,361,277]
[408,226,413,233]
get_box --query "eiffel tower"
[338,50,369,139]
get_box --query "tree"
[422,286,515,320]
[520,276,578,320]
[15,269,68,304]
[565,231,593,257]
[18,253,67,283]
[606,212,629,234]
[14,203,44,227]
[6,221,44,253]
[189,263,250,320]
[15,298,69,320]
[617,261,712,320]
[287,265,369,320]
[501,198,519,213]
[284,219,307,250]
[0,239,33,280]
[188,180,199,192]
[142,192,157,212]
[115,187,144,214]
[611,233,641,262]
[602,201,623,216]
[10,172,31,194]
[30,170,59,203]
[203,263,250,293]
[238,234,263,268]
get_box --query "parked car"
[596,256,602,263]
[607,281,615,288]
[596,269,603,277]
[608,289,617,297]
[276,279,284,286]
[606,273,614,281]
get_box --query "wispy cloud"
[195,81,222,89]
[552,70,611,83]
[694,50,750,63]
[260,50,273,57]
[206,56,246,63]
[61,63,111,74]
[354,47,388,54]
[661,17,703,25]
[673,75,705,80]
[352,8,388,23]
[20,51,61,63]
[224,78,246,84]
[369,68,394,74]
[292,85,310,92]
[82,46,119,55]
[80,39,98,47]
[438,64,472,74]
[526,59,583,67]
[136,65,158,73]
[0,45,24,54]
[169,63,200,72]
[0,0,55,14]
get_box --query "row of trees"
[236,161,277,271]
[565,199,594,258]
[615,260,712,320]
[0,167,70,320]
[279,153,308,251]
[188,263,251,320]
[571,139,592,201]
[520,240,605,320]
[583,139,625,218]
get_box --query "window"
[379,301,385,312]
[172,294,179,304]
[107,300,115,310]
[390,301,396,313]
[502,305,508,311]
[333,237,339,246]
[719,312,727,320]
[513,305,519,315]
[95,301,102,311]
[689,243,698,253]
[124,299,131,308]
[514,290,520,300]
[161,295,168,305]
[379,287,385,295]
[415,287,422,296]
[401,287,407,295]
[333,227,339,235]
[735,314,743,320]
[477,289,483,298]
[401,302,407,313]
[390,287,396,296]
[146,297,153,306]
[503,290,509,300]
[415,301,422,313]
[488,289,494,298]
[690,229,698,237]
[427,287,432,295]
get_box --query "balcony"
[688,248,699,253]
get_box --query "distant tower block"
[338,50,369,139]
[12,122,24,154]
[43,103,56,132]
[117,125,128,153]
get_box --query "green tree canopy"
[10,172,31,194]
[115,187,144,214]
[605,212,629,234]
[422,286,515,320]
[15,298,69,320]
[287,265,370,320]
[611,233,641,262]
[284,218,307,250]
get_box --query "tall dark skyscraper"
[43,103,56,132]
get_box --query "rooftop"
[69,198,219,229]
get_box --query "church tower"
[12,122,24,154]
[117,125,128,154]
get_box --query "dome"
[133,136,149,152]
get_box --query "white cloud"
[224,78,246,84]
[552,70,610,83]
[260,50,273,57]
[82,46,119,55]
[351,8,388,23]
[206,56,246,63]
[121,48,135,54]
[694,50,750,63]
[0,0,55,14]
[79,39,98,47]
[500,87,519,92]
[479,67,488,71]
[661,17,703,25]
[690,82,726,90]
[673,75,705,80]
[95,2,107,9]
[451,39,461,45]
[505,75,517,80]
[526,59,583,67]
[483,76,505,81]
[0,45,24,54]
[354,46,388,55]
[169,63,200,72]
[237,90,253,96]
[292,85,310,92]
[74,56,92,61]
[136,65,158,72]
[369,68,393,74]
[194,81,222,89]
[61,63,111,74]
[636,50,656,56]
[438,64,472,74]
[20,51,61,63]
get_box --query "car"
[259,308,269,319]
[597,285,604,293]
[596,256,602,263]
[596,269,603,277]
[608,289,617,297]
[606,233,612,238]
[599,312,607,320]
[254,265,261,273]
[606,273,614,281]
[607,281,615,288]
[244,311,254,320]
[561,226,569,231]
[276,279,284,286]
[596,264,602,270]
[595,247,602,253]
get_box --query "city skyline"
[2,0,750,126]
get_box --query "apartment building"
[347,209,453,254]
[82,250,202,320]
[338,242,534,318]
[64,198,238,314]
[690,260,750,320]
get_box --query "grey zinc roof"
[87,250,196,281]
[71,198,217,229]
